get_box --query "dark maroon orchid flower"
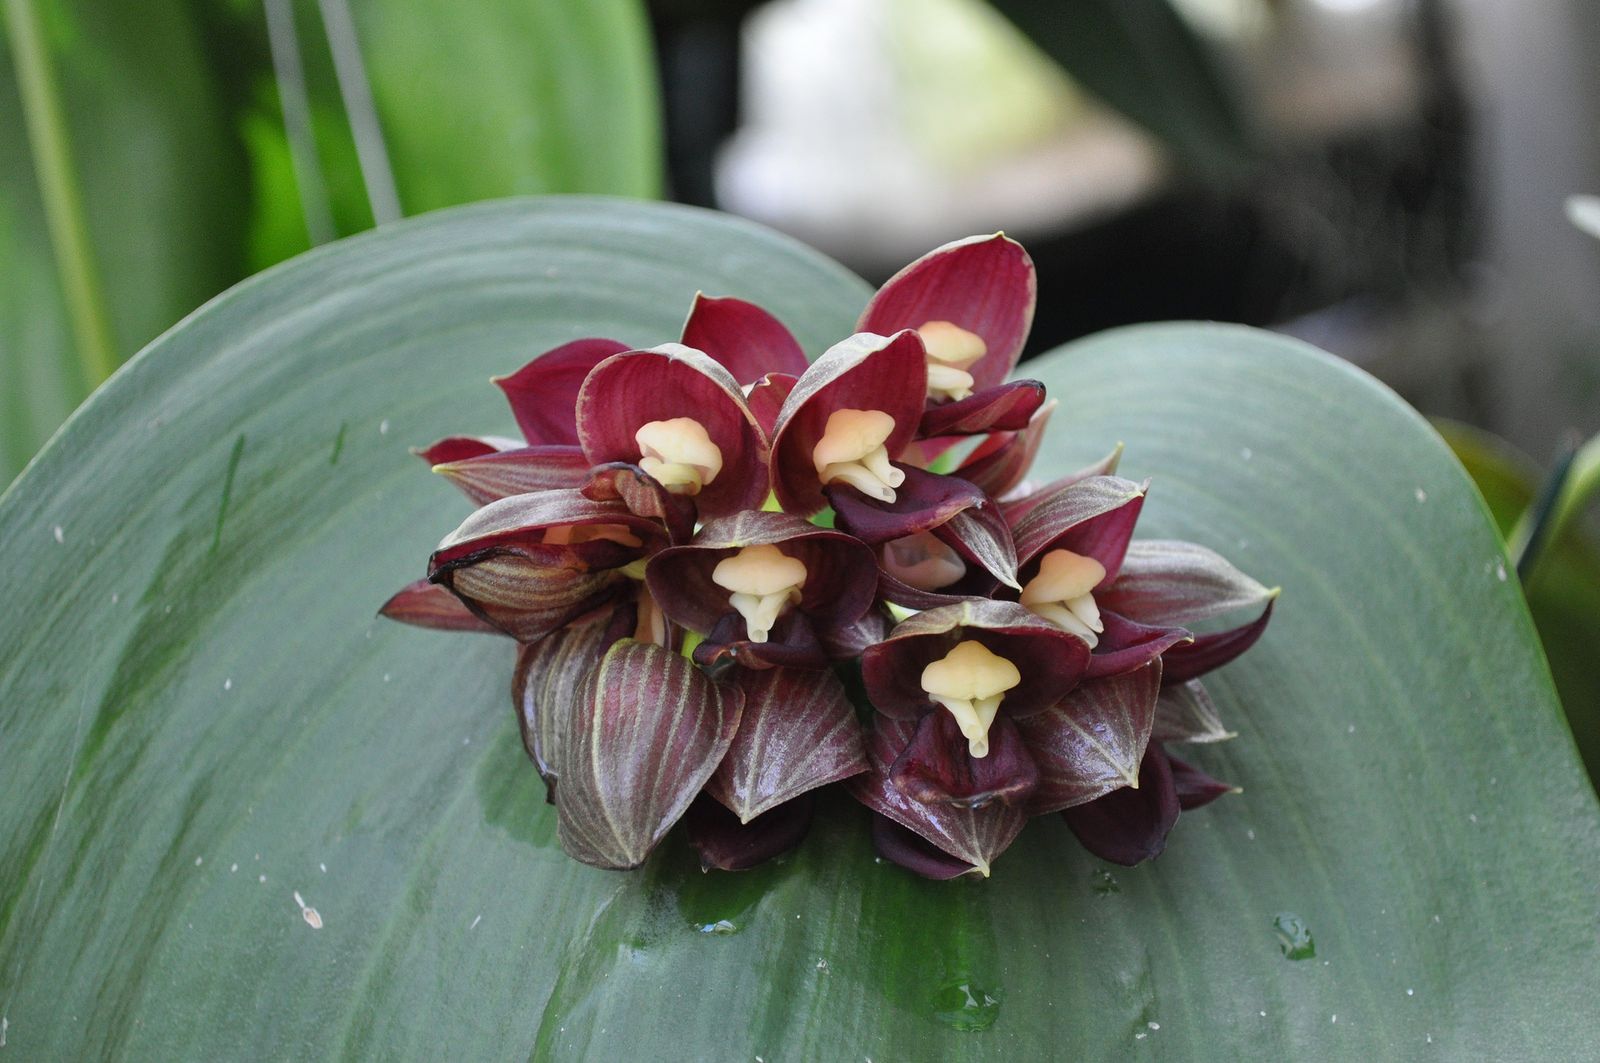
[645,510,880,670]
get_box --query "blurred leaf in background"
[1,0,250,480]
[1442,419,1600,786]
[2,0,663,483]
[987,0,1253,177]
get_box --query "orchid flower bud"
[920,640,1022,758]
[883,531,966,591]
[711,544,808,643]
[812,408,906,502]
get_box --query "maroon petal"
[1010,475,1147,581]
[1097,539,1278,627]
[1085,610,1193,679]
[818,605,892,659]
[1160,600,1275,683]
[575,344,770,518]
[955,399,1056,498]
[1060,746,1180,867]
[1000,442,1124,520]
[745,372,797,440]
[1016,662,1159,815]
[849,717,1026,876]
[769,331,928,515]
[858,233,1036,389]
[379,578,501,634]
[1153,680,1236,744]
[933,501,1020,591]
[554,640,744,870]
[495,338,630,446]
[511,605,627,790]
[685,793,815,871]
[582,462,697,544]
[706,667,868,821]
[432,444,591,504]
[428,490,661,642]
[868,814,982,880]
[888,710,1038,809]
[862,600,1090,719]
[1169,753,1239,810]
[827,463,985,545]
[692,611,830,673]
[680,293,809,384]
[645,511,878,638]
[917,380,1045,438]
[414,435,521,465]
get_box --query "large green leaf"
[1439,420,1600,784]
[0,0,250,481]
[2,199,1597,1059]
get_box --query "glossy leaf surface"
[0,200,1597,1059]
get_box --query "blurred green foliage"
[2,0,662,483]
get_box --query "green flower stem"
[1512,432,1600,579]
[4,0,118,388]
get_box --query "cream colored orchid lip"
[917,320,987,402]
[636,417,723,495]
[1020,549,1106,647]
[812,408,906,502]
[920,640,1022,759]
[883,531,966,591]
[711,544,807,643]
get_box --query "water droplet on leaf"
[931,980,1001,1031]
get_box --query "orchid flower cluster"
[382,235,1277,879]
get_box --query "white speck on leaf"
[1332,1014,1338,1023]
[1495,560,1507,581]
[223,678,232,691]
[111,592,119,605]
[1469,813,1478,824]
[52,525,64,543]
[470,915,482,930]
[1135,1032,1147,1040]
[1240,447,1252,460]
[194,856,202,867]
[230,863,238,873]
[259,875,266,884]
[379,419,390,435]
[320,863,327,873]
[294,891,323,929]
[1414,488,1427,503]
[1407,988,1414,996]
[1246,829,1256,841]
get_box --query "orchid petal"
[707,667,868,822]
[888,710,1039,809]
[1153,679,1236,744]
[847,717,1025,877]
[582,462,697,544]
[494,338,629,445]
[934,502,1021,591]
[1060,746,1180,867]
[1085,610,1192,679]
[680,293,809,384]
[1160,600,1275,683]
[1169,754,1239,810]
[414,434,521,466]
[378,578,501,634]
[858,233,1036,389]
[745,372,797,440]
[769,331,927,515]
[554,641,743,870]
[1016,662,1160,815]
[432,444,591,504]
[917,380,1045,438]
[576,344,770,518]
[692,611,830,673]
[1010,475,1147,581]
[431,552,626,642]
[826,463,985,545]
[685,793,815,872]
[867,814,983,880]
[862,600,1090,720]
[512,604,627,791]
[1097,539,1278,626]
[955,399,1056,498]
